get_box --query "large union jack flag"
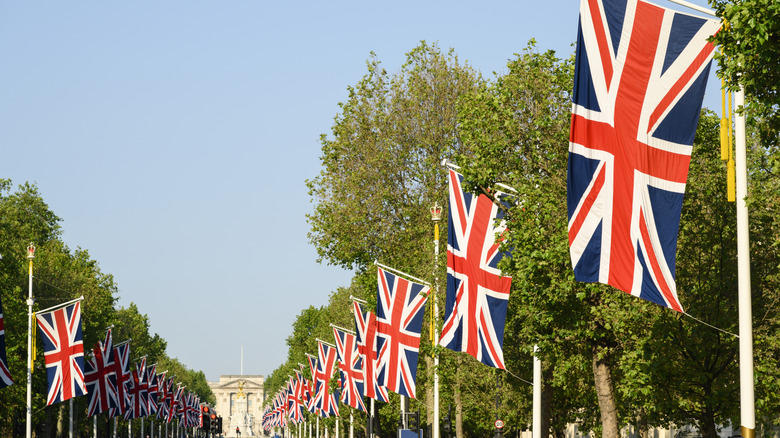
[36,301,87,405]
[0,294,13,389]
[567,0,720,312]
[84,329,117,416]
[353,302,389,402]
[333,327,366,412]
[439,170,512,369]
[375,266,428,398]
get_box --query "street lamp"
[26,243,36,438]
[430,203,441,438]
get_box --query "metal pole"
[735,86,755,438]
[316,416,320,438]
[94,415,98,438]
[349,412,354,438]
[26,244,35,438]
[401,396,407,429]
[532,346,542,438]
[370,399,375,438]
[70,398,74,438]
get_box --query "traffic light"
[409,410,420,432]
[217,416,223,435]
[443,404,452,438]
[210,414,217,434]
[202,406,211,430]
[398,412,404,429]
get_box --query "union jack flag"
[439,170,512,369]
[36,301,87,405]
[288,372,305,423]
[0,294,13,389]
[298,363,313,412]
[306,355,319,414]
[180,391,198,427]
[352,301,388,402]
[169,383,184,423]
[567,0,720,312]
[146,363,159,416]
[375,267,428,398]
[124,358,150,420]
[156,373,171,420]
[109,342,131,417]
[84,329,117,416]
[313,342,339,417]
[333,327,366,412]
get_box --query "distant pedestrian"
[236,427,241,437]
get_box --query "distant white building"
[208,374,265,437]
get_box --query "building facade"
[208,375,265,437]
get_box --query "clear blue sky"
[0,0,719,382]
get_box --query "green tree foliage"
[711,0,780,148]
[306,41,481,277]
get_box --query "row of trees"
[0,180,214,437]
[265,22,780,438]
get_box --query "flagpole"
[662,1,756,434]
[25,243,35,438]
[532,345,542,438]
[329,324,355,335]
[315,339,337,349]
[374,261,431,286]
[69,396,74,438]
[734,85,755,438]
[431,203,442,438]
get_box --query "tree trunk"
[454,355,464,438]
[541,363,554,438]
[592,345,619,438]
[635,407,648,438]
[698,407,718,438]
[57,404,65,438]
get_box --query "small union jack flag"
[124,358,150,420]
[313,342,339,417]
[306,355,320,414]
[84,329,117,416]
[567,0,719,312]
[146,363,159,417]
[108,342,131,418]
[36,301,87,405]
[352,301,389,402]
[156,373,171,421]
[333,327,366,412]
[288,372,306,423]
[375,266,428,398]
[0,294,13,389]
[169,383,183,423]
[439,169,512,369]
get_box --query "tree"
[711,0,780,148]
[307,41,482,435]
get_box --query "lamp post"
[26,243,35,438]
[430,203,442,438]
